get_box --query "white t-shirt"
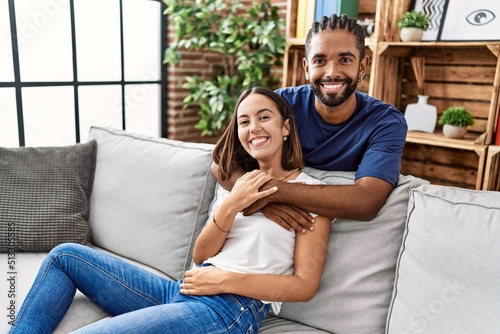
[204,172,325,314]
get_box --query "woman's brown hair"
[213,86,303,180]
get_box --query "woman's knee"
[46,243,91,263]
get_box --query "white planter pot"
[442,124,468,139]
[400,27,423,42]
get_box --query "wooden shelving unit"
[484,145,500,191]
[282,0,500,190]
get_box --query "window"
[0,0,166,147]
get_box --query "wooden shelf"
[376,41,500,57]
[406,131,487,151]
[404,131,488,189]
[483,145,500,190]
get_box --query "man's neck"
[315,92,358,125]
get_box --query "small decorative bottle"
[404,95,437,133]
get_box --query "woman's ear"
[283,119,291,137]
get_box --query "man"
[213,14,407,232]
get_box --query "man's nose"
[324,60,338,77]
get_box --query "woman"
[9,87,332,334]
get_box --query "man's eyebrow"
[340,51,357,59]
[311,51,357,59]
[311,53,327,59]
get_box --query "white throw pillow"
[386,184,500,334]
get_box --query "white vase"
[400,27,423,42]
[404,95,437,133]
[442,124,468,139]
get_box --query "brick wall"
[165,0,287,142]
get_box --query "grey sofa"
[1,126,500,334]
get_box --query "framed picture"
[439,0,500,41]
[413,0,447,41]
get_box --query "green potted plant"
[397,10,430,42]
[438,106,475,139]
[163,0,285,136]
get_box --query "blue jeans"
[9,243,270,334]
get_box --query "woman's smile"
[250,136,269,147]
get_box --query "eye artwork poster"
[414,0,500,41]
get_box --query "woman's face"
[236,93,290,164]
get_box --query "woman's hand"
[181,266,225,296]
[225,170,277,213]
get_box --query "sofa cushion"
[260,315,330,333]
[87,127,216,280]
[275,169,428,334]
[386,185,500,334]
[0,141,96,252]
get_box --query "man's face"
[303,30,363,107]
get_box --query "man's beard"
[310,77,358,107]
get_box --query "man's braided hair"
[305,14,366,60]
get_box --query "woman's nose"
[250,121,260,133]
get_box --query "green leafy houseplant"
[397,10,430,30]
[438,107,475,127]
[163,0,286,136]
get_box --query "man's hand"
[259,203,315,233]
[243,201,315,233]
[181,266,225,296]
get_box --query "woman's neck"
[258,165,300,181]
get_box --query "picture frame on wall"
[439,0,500,41]
[413,0,500,41]
[413,0,447,41]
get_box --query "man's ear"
[358,55,370,78]
[302,57,310,81]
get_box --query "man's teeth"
[324,83,342,89]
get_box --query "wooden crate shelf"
[483,145,500,191]
[372,42,500,146]
[406,131,486,150]
[402,142,487,190]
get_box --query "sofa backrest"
[275,168,428,333]
[88,127,216,280]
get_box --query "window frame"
[1,0,168,147]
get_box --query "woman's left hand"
[181,266,225,295]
